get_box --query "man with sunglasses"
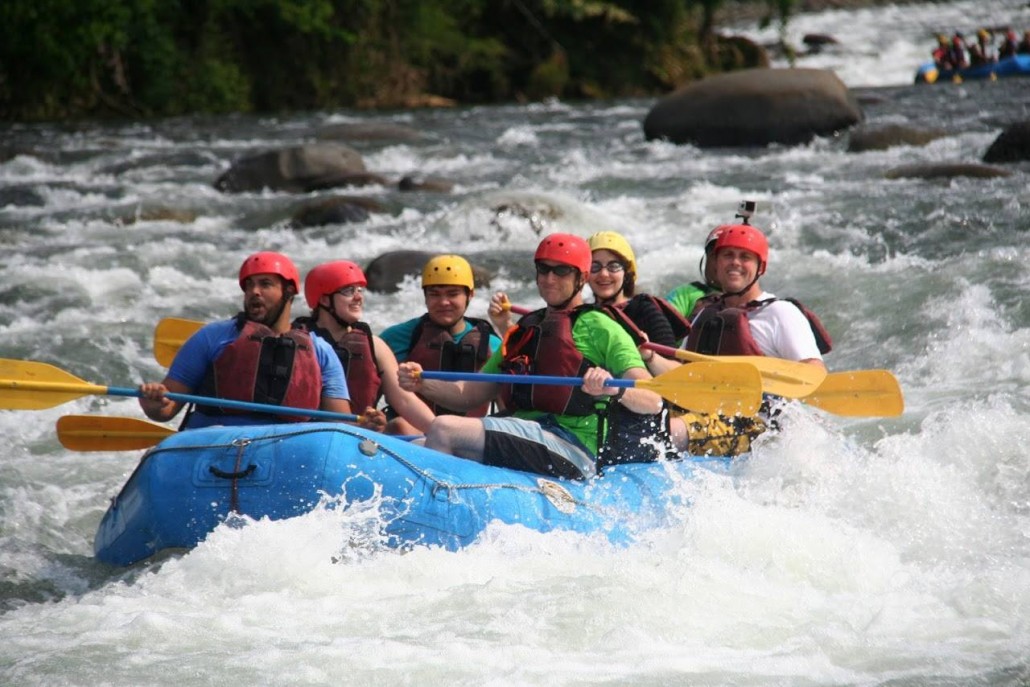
[398,234,662,480]
[380,254,502,434]
[139,251,356,429]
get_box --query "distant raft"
[94,422,733,567]
[914,54,1030,84]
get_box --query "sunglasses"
[535,263,577,277]
[335,285,365,297]
[590,260,625,274]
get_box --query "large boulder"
[214,144,366,193]
[365,251,493,293]
[983,121,1030,163]
[643,68,863,147]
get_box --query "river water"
[2,1,1029,685]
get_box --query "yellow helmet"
[587,231,637,279]
[421,254,475,290]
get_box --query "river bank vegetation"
[1,0,809,122]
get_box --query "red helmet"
[238,251,300,293]
[713,224,769,274]
[534,233,591,274]
[304,260,367,308]
[704,225,727,253]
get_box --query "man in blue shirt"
[138,251,365,429]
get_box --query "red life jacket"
[197,315,322,421]
[294,316,382,412]
[498,306,598,416]
[405,314,493,417]
[686,296,832,356]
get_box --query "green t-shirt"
[481,310,644,454]
[666,281,718,319]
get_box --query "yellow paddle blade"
[642,361,763,416]
[154,317,203,367]
[803,370,904,417]
[0,359,104,410]
[57,415,175,451]
[672,349,827,399]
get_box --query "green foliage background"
[0,0,789,122]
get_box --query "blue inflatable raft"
[914,54,1030,84]
[94,422,730,566]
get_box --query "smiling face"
[424,285,470,331]
[714,247,763,297]
[587,249,626,304]
[323,284,365,325]
[535,261,582,307]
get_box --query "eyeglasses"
[590,260,625,274]
[535,263,577,277]
[335,285,364,297]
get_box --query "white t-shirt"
[747,291,823,361]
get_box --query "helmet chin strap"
[327,301,354,330]
[259,295,290,327]
[723,265,763,299]
[252,280,293,328]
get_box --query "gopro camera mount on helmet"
[735,200,757,225]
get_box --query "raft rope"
[142,425,597,513]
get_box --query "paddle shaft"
[418,345,765,414]
[5,379,362,422]
[136,388,363,422]
[420,370,636,389]
[56,414,425,450]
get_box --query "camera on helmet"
[736,200,757,224]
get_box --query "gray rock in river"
[642,68,863,147]
[884,163,1013,179]
[214,144,367,193]
[848,124,948,152]
[365,250,493,293]
[290,196,390,227]
[983,121,1030,163]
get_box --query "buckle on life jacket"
[505,354,532,376]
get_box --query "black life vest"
[686,295,832,356]
[293,316,382,412]
[498,306,598,416]
[196,314,322,421]
[405,314,493,417]
[601,293,691,347]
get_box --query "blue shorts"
[481,416,596,480]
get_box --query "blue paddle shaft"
[419,371,632,388]
[105,386,361,422]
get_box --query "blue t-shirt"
[380,316,502,361]
[167,319,349,428]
